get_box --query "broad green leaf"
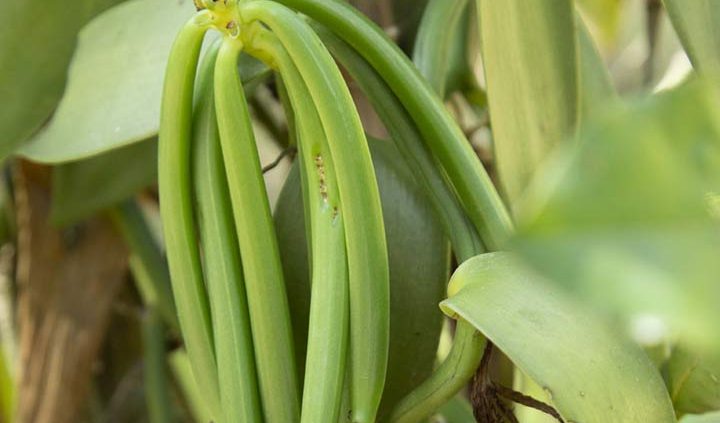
[51,138,157,226]
[479,0,579,207]
[441,252,676,423]
[20,0,267,165]
[514,80,720,352]
[274,138,450,419]
[663,0,720,74]
[665,346,720,417]
[15,0,274,164]
[0,0,125,159]
[18,0,195,163]
[681,411,720,423]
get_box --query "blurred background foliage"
[0,0,718,422]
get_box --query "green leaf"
[18,0,194,163]
[514,80,720,352]
[274,138,450,419]
[681,411,720,423]
[665,346,720,417]
[51,138,157,226]
[433,395,474,423]
[663,0,720,74]
[441,252,676,423]
[479,0,579,207]
[0,0,126,160]
[413,0,472,98]
[577,14,617,122]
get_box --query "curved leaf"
[479,0,579,206]
[665,346,720,417]
[441,252,676,423]
[663,0,720,74]
[514,80,720,352]
[17,0,194,163]
[0,0,125,159]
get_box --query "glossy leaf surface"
[0,0,125,159]
[18,0,193,163]
[441,252,676,423]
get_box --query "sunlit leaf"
[0,0,126,160]
[18,0,196,163]
[441,252,676,423]
[514,79,720,352]
[479,0,579,206]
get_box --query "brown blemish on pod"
[315,154,328,203]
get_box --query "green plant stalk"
[142,308,172,423]
[168,350,214,423]
[192,40,262,423]
[271,0,513,249]
[240,4,390,421]
[214,36,300,422]
[110,201,178,332]
[252,31,350,423]
[412,0,471,97]
[388,322,486,423]
[317,27,484,262]
[157,15,220,416]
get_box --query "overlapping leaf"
[514,80,720,352]
[0,0,125,160]
[479,0,614,208]
[441,252,676,423]
[18,0,195,163]
[663,0,720,75]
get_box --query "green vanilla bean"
[192,41,262,423]
[142,308,172,423]
[412,0,471,98]
[317,27,484,262]
[109,201,178,332]
[214,36,300,422]
[317,27,488,423]
[251,31,349,423]
[271,0,513,249]
[157,14,220,417]
[240,4,390,421]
